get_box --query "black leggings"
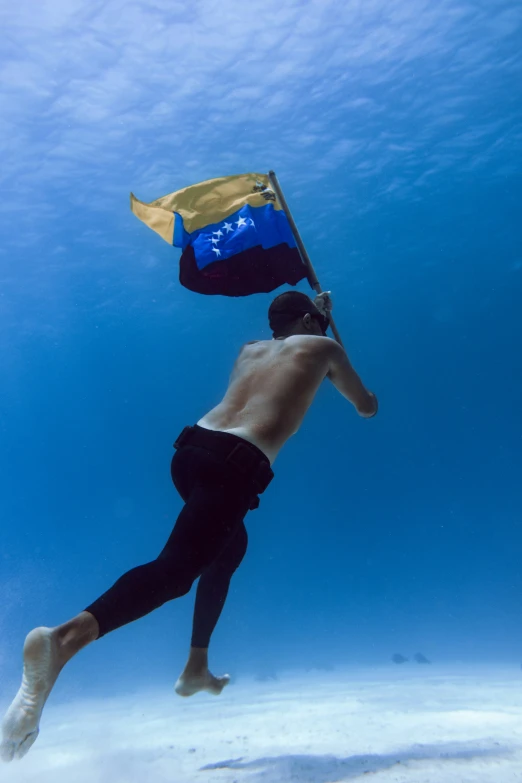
[85,430,270,647]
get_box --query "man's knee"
[213,526,248,576]
[154,557,195,600]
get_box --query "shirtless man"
[1,290,377,762]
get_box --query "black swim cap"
[268,291,329,337]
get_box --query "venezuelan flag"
[131,173,308,296]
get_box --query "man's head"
[268,290,329,339]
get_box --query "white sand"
[2,665,522,782]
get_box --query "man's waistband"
[173,424,274,495]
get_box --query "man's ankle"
[184,647,209,674]
[55,612,99,663]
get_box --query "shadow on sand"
[200,741,510,782]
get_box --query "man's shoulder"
[240,336,338,354]
[239,340,265,352]
[237,339,271,356]
[285,334,337,349]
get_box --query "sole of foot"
[1,627,59,762]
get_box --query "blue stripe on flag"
[174,204,296,270]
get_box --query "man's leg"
[86,481,247,636]
[176,523,248,697]
[1,479,249,762]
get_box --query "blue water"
[1,0,521,707]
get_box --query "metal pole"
[267,170,344,347]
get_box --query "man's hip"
[173,425,274,509]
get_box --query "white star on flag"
[249,218,255,227]
[210,237,219,244]
[212,247,221,256]
[236,216,247,228]
[223,222,233,233]
[213,229,223,238]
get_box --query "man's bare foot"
[175,670,231,697]
[1,628,62,762]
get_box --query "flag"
[130,173,308,296]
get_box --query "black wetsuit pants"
[85,426,273,647]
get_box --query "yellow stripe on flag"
[130,193,175,244]
[131,173,282,242]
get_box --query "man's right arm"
[325,340,378,417]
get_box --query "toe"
[0,740,15,763]
[209,674,230,694]
[15,730,39,760]
[218,674,231,687]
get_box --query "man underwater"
[1,290,377,762]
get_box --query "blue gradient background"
[1,0,521,705]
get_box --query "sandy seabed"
[2,665,522,783]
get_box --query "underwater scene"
[1,0,521,781]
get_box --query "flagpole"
[267,170,344,347]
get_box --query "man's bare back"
[199,334,377,464]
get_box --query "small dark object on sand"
[392,653,408,664]
[413,652,431,664]
[254,666,279,682]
